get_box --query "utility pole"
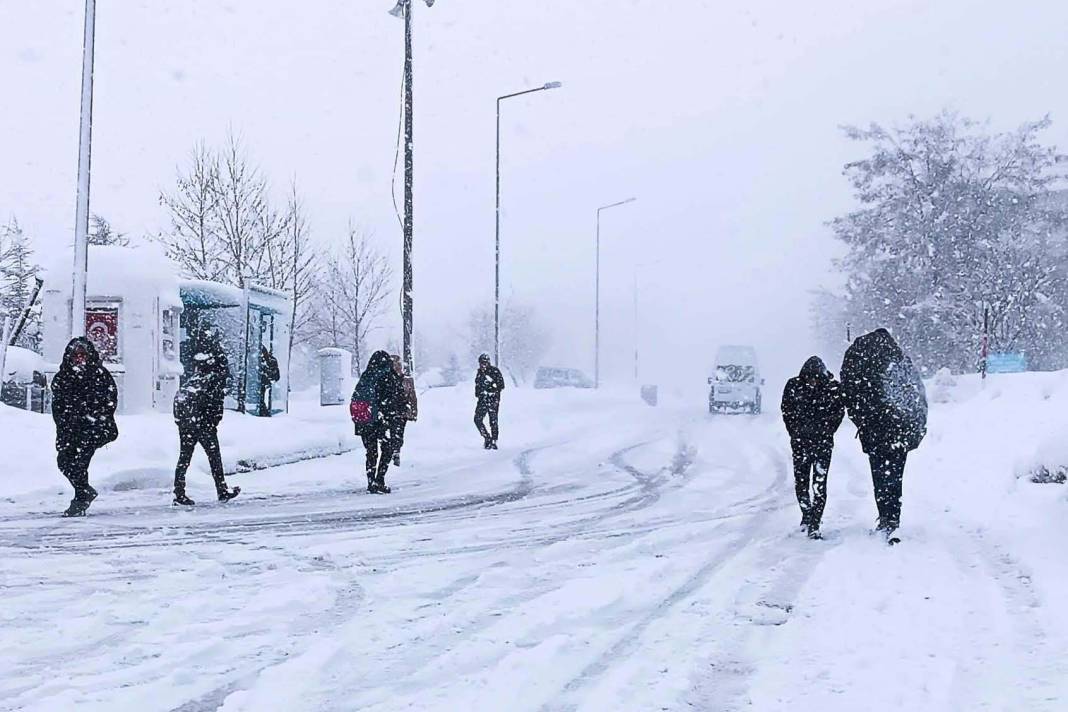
[594,197,636,389]
[494,81,562,365]
[71,0,97,339]
[980,306,990,381]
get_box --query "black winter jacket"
[174,340,230,428]
[781,356,845,443]
[51,337,119,450]
[840,329,928,454]
[475,365,505,402]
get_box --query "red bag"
[350,400,372,425]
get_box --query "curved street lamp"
[595,197,636,388]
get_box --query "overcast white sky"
[3,0,1068,386]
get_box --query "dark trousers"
[390,419,408,455]
[259,385,272,417]
[868,447,907,529]
[475,398,500,443]
[174,423,228,497]
[362,423,395,486]
[791,438,833,529]
[57,442,98,502]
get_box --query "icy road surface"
[2,385,1067,711]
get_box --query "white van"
[708,345,763,414]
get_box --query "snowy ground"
[2,376,1068,711]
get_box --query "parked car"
[535,367,595,389]
[708,345,764,414]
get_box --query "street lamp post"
[389,0,435,374]
[494,81,562,366]
[595,197,636,389]
[71,0,97,339]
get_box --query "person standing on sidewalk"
[172,328,240,506]
[390,355,418,466]
[781,356,845,539]
[258,346,280,417]
[474,353,505,449]
[50,337,118,517]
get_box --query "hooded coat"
[51,337,119,450]
[352,351,404,432]
[174,334,230,428]
[840,329,928,454]
[781,356,845,443]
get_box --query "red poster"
[85,308,119,363]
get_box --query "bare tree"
[213,132,270,288]
[0,217,41,348]
[158,142,225,281]
[259,182,318,360]
[466,300,550,385]
[312,225,392,371]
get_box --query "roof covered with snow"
[43,245,182,307]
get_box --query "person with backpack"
[172,328,240,506]
[258,346,280,417]
[781,356,845,539]
[350,350,404,494]
[474,353,505,449]
[390,355,418,466]
[840,328,928,543]
[50,337,118,517]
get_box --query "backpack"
[349,377,378,434]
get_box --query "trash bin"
[640,384,658,406]
[318,348,352,406]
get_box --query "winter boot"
[489,440,499,450]
[61,498,89,517]
[806,524,823,540]
[483,437,493,450]
[173,492,196,507]
[217,486,241,502]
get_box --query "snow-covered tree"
[158,142,226,282]
[466,301,550,384]
[310,225,392,372]
[820,112,1068,372]
[88,214,129,246]
[0,217,41,349]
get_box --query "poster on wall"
[85,307,119,363]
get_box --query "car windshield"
[716,365,755,383]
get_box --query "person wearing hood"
[474,353,505,449]
[389,355,418,467]
[50,337,118,517]
[172,327,240,506]
[781,356,845,539]
[840,328,928,542]
[350,350,404,493]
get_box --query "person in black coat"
[781,356,845,538]
[50,337,118,517]
[258,346,280,417]
[172,328,240,505]
[474,353,505,449]
[352,350,405,494]
[840,328,928,540]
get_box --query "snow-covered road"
[3,382,1068,711]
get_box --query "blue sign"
[986,352,1028,374]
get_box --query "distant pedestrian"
[50,337,118,517]
[258,346,280,417]
[474,353,505,449]
[172,328,240,505]
[781,356,845,539]
[351,350,404,493]
[840,328,927,543]
[390,355,418,466]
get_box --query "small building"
[41,245,184,414]
[41,245,292,416]
[179,281,292,415]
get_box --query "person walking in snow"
[840,328,927,542]
[350,350,404,493]
[50,337,118,517]
[781,356,845,539]
[389,355,418,466]
[474,353,505,449]
[172,328,240,506]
